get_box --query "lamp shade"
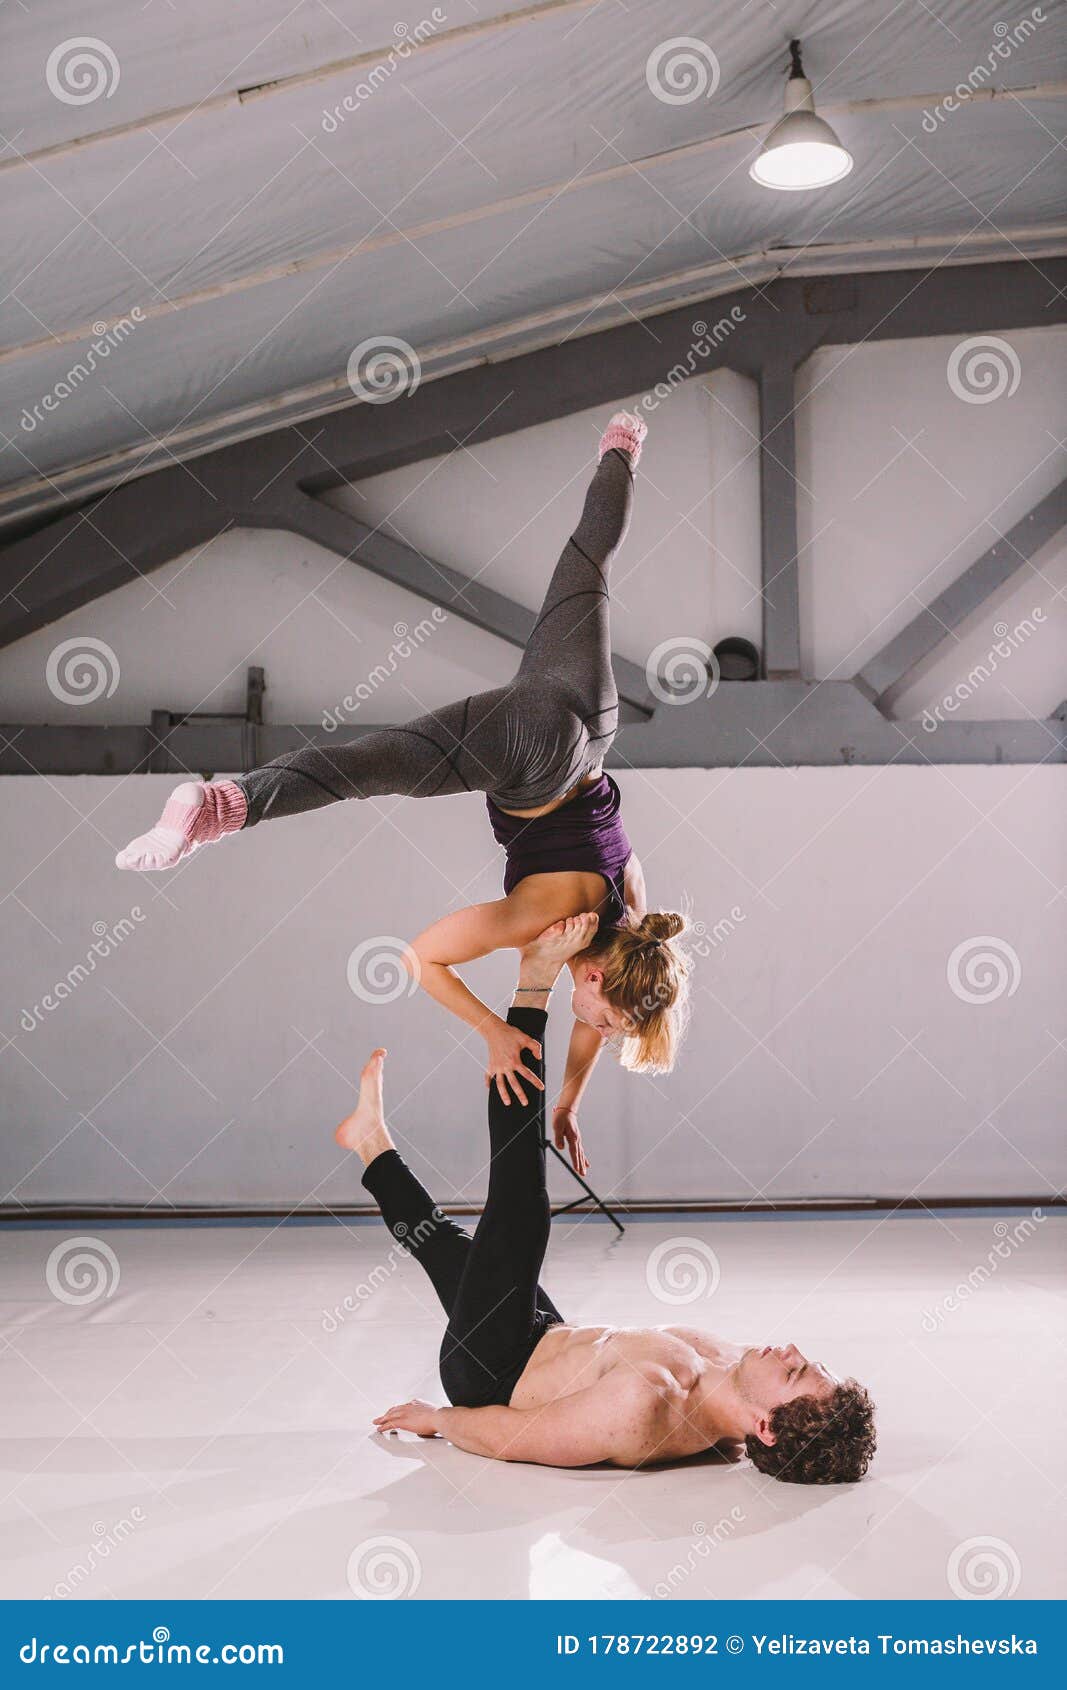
[750,72,853,191]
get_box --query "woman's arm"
[407,901,520,1032]
[549,854,647,1168]
[406,888,567,1103]
[557,1017,605,1110]
[623,850,647,920]
[551,1019,603,1176]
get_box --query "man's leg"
[339,1049,473,1318]
[438,1004,557,1404]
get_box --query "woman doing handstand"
[116,412,690,1164]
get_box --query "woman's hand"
[552,1104,589,1177]
[373,1399,441,1439]
[484,1017,544,1108]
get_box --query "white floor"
[0,1212,1063,1602]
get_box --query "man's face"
[738,1343,837,1413]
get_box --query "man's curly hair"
[745,1380,876,1484]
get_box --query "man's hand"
[373,1399,441,1439]
[553,1103,589,1177]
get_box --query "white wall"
[0,376,762,727]
[1,335,1064,1209]
[1,765,1063,1209]
[797,325,1067,718]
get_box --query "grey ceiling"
[4,0,1066,524]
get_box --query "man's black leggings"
[361,1006,564,1408]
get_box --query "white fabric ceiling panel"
[5,1,540,153]
[3,0,1065,512]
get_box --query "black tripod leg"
[543,1139,625,1236]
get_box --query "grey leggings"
[236,448,635,822]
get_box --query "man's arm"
[376,1378,661,1468]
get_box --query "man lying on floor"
[339,915,876,1484]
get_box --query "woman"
[116,412,690,1162]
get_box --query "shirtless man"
[338,917,876,1485]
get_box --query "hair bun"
[637,911,686,945]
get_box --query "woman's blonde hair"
[584,910,690,1074]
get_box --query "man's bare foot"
[335,1048,394,1166]
[519,912,600,979]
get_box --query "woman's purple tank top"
[485,774,633,929]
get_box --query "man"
[338,916,876,1484]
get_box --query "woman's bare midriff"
[496,766,603,820]
[493,762,640,927]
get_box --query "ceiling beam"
[253,261,1067,493]
[267,490,654,713]
[758,365,802,679]
[4,683,1062,776]
[0,471,231,650]
[611,683,1065,767]
[854,475,1067,708]
[2,260,1065,760]
[4,252,1065,529]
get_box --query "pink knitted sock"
[159,780,247,846]
[115,780,247,872]
[598,409,648,467]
